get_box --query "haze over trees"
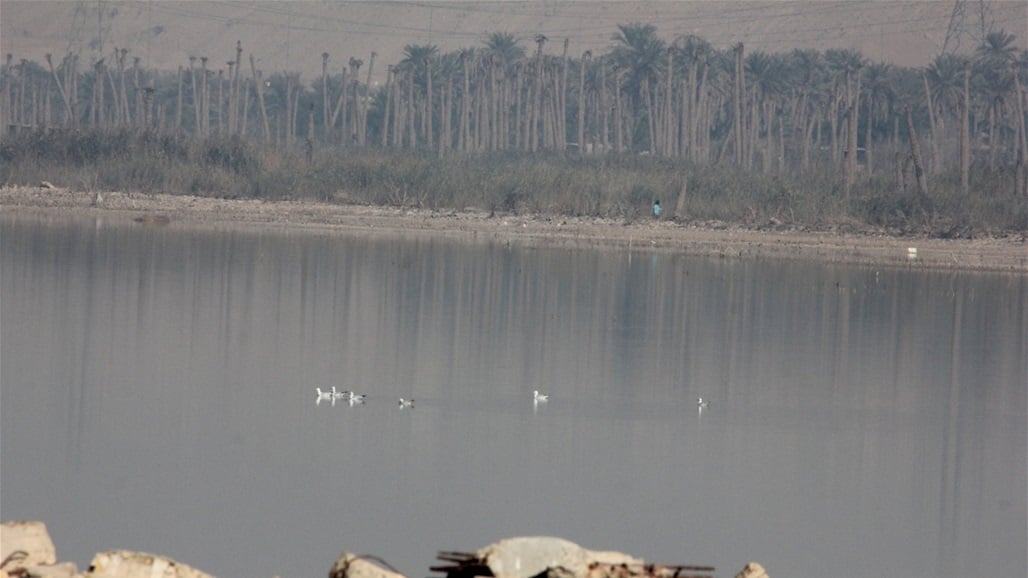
[2,23,1026,231]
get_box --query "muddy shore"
[2,185,1025,273]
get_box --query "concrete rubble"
[430,536,718,578]
[1,521,79,578]
[84,551,214,578]
[733,563,768,578]
[0,522,210,578]
[330,553,407,578]
[3,521,768,578]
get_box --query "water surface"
[2,214,1025,578]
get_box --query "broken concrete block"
[1,521,58,567]
[480,536,602,578]
[329,553,407,578]
[18,562,82,578]
[734,562,768,578]
[84,551,214,578]
[434,537,713,578]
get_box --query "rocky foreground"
[2,185,1026,273]
[1,521,767,578]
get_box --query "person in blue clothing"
[652,199,662,219]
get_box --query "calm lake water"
[2,213,1025,578]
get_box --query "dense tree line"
[2,24,1026,196]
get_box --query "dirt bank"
[2,185,1026,273]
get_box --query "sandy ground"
[2,185,1026,273]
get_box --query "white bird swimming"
[315,387,336,405]
[398,398,415,409]
[533,390,550,402]
[697,397,710,408]
[348,392,367,404]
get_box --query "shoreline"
[2,186,1026,273]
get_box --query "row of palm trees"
[3,25,1026,194]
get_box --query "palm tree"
[401,44,439,148]
[824,48,864,169]
[577,50,591,154]
[733,43,745,165]
[975,30,1019,169]
[861,62,893,176]
[675,35,713,161]
[1015,49,1028,195]
[785,48,828,171]
[381,64,393,147]
[610,23,666,152]
[926,53,967,171]
[484,32,525,66]
[531,34,547,151]
[459,50,471,152]
[745,50,790,173]
[484,32,525,150]
[348,57,363,145]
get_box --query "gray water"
[2,213,1025,578]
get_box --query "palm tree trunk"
[406,66,415,148]
[460,53,470,152]
[176,66,183,132]
[514,64,524,150]
[560,39,569,151]
[733,43,745,165]
[442,75,453,154]
[665,47,674,156]
[382,66,393,147]
[330,70,347,142]
[600,59,609,152]
[45,54,73,126]
[68,54,80,128]
[960,64,970,194]
[352,72,361,146]
[531,36,547,151]
[845,69,861,198]
[864,93,874,176]
[1013,64,1027,196]
[115,50,126,126]
[614,68,623,153]
[363,52,376,145]
[201,57,209,136]
[217,70,224,134]
[905,107,928,197]
[240,78,250,136]
[577,52,588,154]
[106,58,121,126]
[642,78,656,154]
[95,59,106,128]
[133,57,143,129]
[393,69,403,148]
[425,57,434,150]
[693,62,708,162]
[802,108,817,171]
[921,72,939,174]
[232,41,243,134]
[250,55,270,142]
[321,53,330,137]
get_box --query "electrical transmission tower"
[942,0,995,55]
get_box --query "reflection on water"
[2,214,1025,578]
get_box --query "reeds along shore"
[2,27,1026,234]
[3,130,1025,237]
